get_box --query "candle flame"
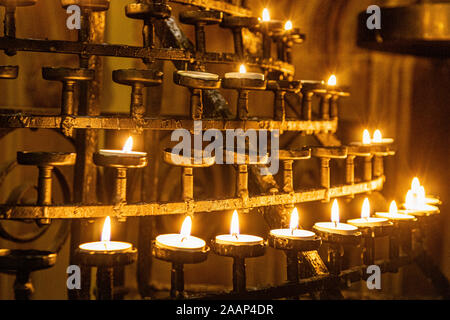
[180,216,192,239]
[362,129,371,145]
[327,74,337,86]
[262,8,270,22]
[239,64,247,74]
[101,216,111,242]
[284,20,293,31]
[411,177,421,193]
[389,200,398,215]
[373,129,382,143]
[123,136,133,153]
[361,198,370,219]
[331,199,339,225]
[290,207,299,231]
[230,210,239,236]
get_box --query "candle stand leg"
[283,160,294,193]
[237,164,249,201]
[37,166,53,206]
[195,23,206,53]
[327,244,343,276]
[13,271,33,300]
[232,28,244,58]
[274,91,286,122]
[330,95,339,119]
[190,88,203,120]
[363,235,375,266]
[373,155,384,178]
[182,167,194,201]
[237,90,249,120]
[389,232,400,272]
[286,251,299,283]
[262,34,272,59]
[170,263,185,299]
[319,94,331,120]
[113,168,128,205]
[320,158,330,202]
[363,156,373,182]
[302,92,313,120]
[96,267,114,300]
[130,83,145,120]
[232,257,246,293]
[3,6,16,56]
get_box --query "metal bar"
[0,177,385,219]
[0,114,338,132]
[170,0,252,17]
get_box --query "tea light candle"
[314,199,359,235]
[371,129,394,145]
[352,129,394,146]
[155,216,206,252]
[375,200,415,221]
[98,136,147,157]
[407,177,441,205]
[215,210,264,245]
[270,208,316,240]
[402,187,439,215]
[176,70,220,81]
[224,64,264,81]
[79,216,132,252]
[347,198,390,228]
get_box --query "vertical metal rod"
[389,229,400,272]
[373,155,384,177]
[319,94,331,120]
[262,34,271,59]
[237,164,248,199]
[302,92,313,120]
[237,90,249,120]
[13,271,32,300]
[131,83,145,120]
[274,90,286,122]
[170,263,184,298]
[232,28,244,58]
[286,251,299,283]
[327,244,343,276]
[37,166,53,205]
[195,23,206,53]
[320,158,330,202]
[345,156,355,185]
[330,95,339,119]
[96,267,114,300]
[182,167,194,201]
[363,235,375,266]
[190,88,203,120]
[4,7,16,55]
[232,257,246,293]
[114,168,127,204]
[363,156,373,181]
[283,160,294,193]
[62,81,76,116]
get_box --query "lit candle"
[262,8,270,22]
[270,208,316,240]
[284,20,293,31]
[347,198,390,227]
[155,216,206,252]
[327,74,337,87]
[79,216,132,252]
[314,199,359,235]
[176,70,220,81]
[98,136,146,157]
[402,178,439,215]
[215,210,264,245]
[407,177,440,205]
[375,200,415,221]
[224,64,265,81]
[371,129,394,145]
[362,129,372,145]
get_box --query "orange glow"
[290,207,299,231]
[327,74,337,86]
[230,210,239,236]
[122,136,133,153]
[361,198,370,219]
[101,216,111,242]
[331,199,339,224]
[389,200,398,215]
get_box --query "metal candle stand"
[76,246,137,300]
[0,249,56,300]
[268,234,321,284]
[259,19,283,60]
[220,16,259,58]
[211,239,266,293]
[356,223,394,268]
[173,70,221,120]
[152,242,209,299]
[387,218,417,272]
[222,77,266,120]
[267,80,302,123]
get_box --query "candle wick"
[291,228,295,236]
[232,233,239,240]
[334,221,338,228]
[180,236,187,242]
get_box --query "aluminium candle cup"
[152,240,209,265]
[0,249,56,273]
[346,218,394,237]
[400,203,440,217]
[313,224,362,246]
[0,65,18,79]
[60,0,110,11]
[221,77,266,91]
[173,70,221,89]
[268,230,321,251]
[17,151,76,167]
[266,80,302,93]
[375,211,417,230]
[211,237,266,259]
[76,244,137,268]
[93,151,147,168]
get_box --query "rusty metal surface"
[0,176,385,219]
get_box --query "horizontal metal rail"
[170,0,252,17]
[0,114,337,132]
[0,176,384,219]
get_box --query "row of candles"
[80,176,440,253]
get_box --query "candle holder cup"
[152,241,209,299]
[0,65,18,79]
[179,10,223,53]
[113,69,163,125]
[221,77,266,120]
[311,146,348,202]
[268,233,321,284]
[220,16,259,58]
[173,70,221,120]
[0,249,56,300]
[42,67,94,136]
[266,80,302,123]
[76,246,137,300]
[211,238,266,293]
[61,0,110,11]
